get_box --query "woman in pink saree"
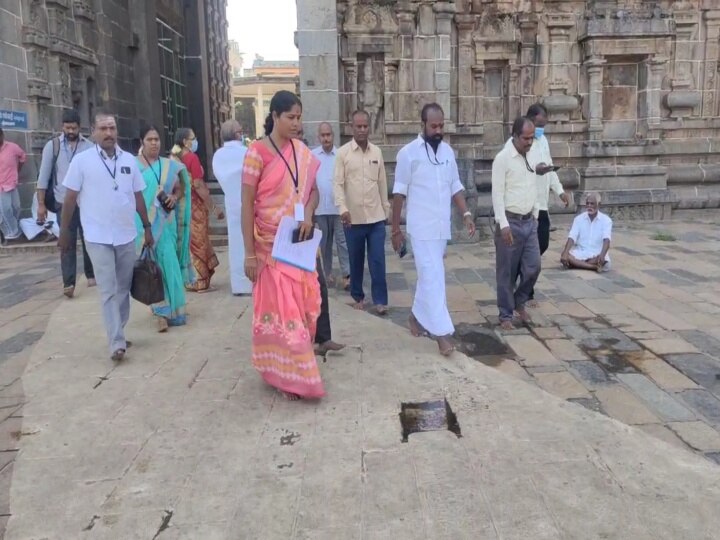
[241,91,324,400]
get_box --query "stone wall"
[296,0,720,221]
[0,0,230,215]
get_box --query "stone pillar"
[342,59,358,123]
[701,10,720,117]
[644,56,667,126]
[472,65,485,124]
[585,56,605,138]
[384,59,398,122]
[296,0,341,145]
[518,14,538,115]
[456,15,476,124]
[433,2,455,116]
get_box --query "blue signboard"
[0,110,28,130]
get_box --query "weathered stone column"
[341,59,358,122]
[702,10,720,117]
[433,2,455,117]
[471,65,485,125]
[456,14,476,124]
[384,59,398,122]
[645,56,667,125]
[296,0,341,144]
[585,56,605,138]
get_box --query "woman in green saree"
[135,125,194,332]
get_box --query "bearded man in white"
[212,119,252,295]
[391,103,475,356]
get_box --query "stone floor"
[321,211,720,464]
[1,214,720,538]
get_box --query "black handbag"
[131,247,165,305]
[44,137,61,213]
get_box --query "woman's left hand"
[298,218,314,241]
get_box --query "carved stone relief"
[358,55,385,137]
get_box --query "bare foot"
[596,261,606,273]
[375,305,389,316]
[499,320,514,331]
[408,313,427,337]
[527,299,539,308]
[156,316,169,333]
[63,285,75,299]
[111,349,125,362]
[282,391,302,401]
[517,308,533,324]
[351,300,365,310]
[437,336,455,357]
[196,286,217,294]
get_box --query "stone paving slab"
[342,216,720,464]
[2,252,720,539]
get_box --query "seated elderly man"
[560,192,612,272]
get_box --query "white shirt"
[312,145,339,215]
[63,145,145,246]
[491,139,540,229]
[393,135,464,241]
[212,140,246,203]
[568,211,612,261]
[527,135,564,211]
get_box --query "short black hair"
[351,110,370,123]
[526,103,548,120]
[62,109,81,125]
[511,116,534,137]
[421,102,444,122]
[92,110,116,125]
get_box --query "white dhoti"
[411,237,454,337]
[213,142,253,295]
[569,247,612,271]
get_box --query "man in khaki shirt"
[492,116,552,330]
[334,110,389,314]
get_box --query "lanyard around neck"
[268,136,299,193]
[97,145,118,188]
[143,154,162,184]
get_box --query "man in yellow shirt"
[492,116,552,330]
[333,110,390,314]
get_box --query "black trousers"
[315,256,331,344]
[528,211,550,300]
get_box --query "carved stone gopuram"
[297,0,720,224]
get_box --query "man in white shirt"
[312,122,350,289]
[391,104,475,356]
[60,111,153,361]
[561,192,612,272]
[525,103,569,306]
[492,116,553,330]
[36,109,96,298]
[212,119,252,295]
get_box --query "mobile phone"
[398,239,407,258]
[550,165,561,172]
[292,227,314,244]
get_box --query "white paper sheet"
[271,215,323,272]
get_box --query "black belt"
[505,211,533,220]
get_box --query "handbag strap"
[49,137,60,185]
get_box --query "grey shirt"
[36,133,94,205]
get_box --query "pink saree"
[242,140,324,398]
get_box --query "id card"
[294,203,305,222]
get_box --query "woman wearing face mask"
[170,127,224,292]
[136,125,194,331]
[241,90,324,400]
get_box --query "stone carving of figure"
[359,57,383,134]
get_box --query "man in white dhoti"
[391,103,475,356]
[561,192,612,272]
[212,119,252,295]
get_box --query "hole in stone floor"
[399,398,461,443]
[454,323,509,359]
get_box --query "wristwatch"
[143,223,151,229]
